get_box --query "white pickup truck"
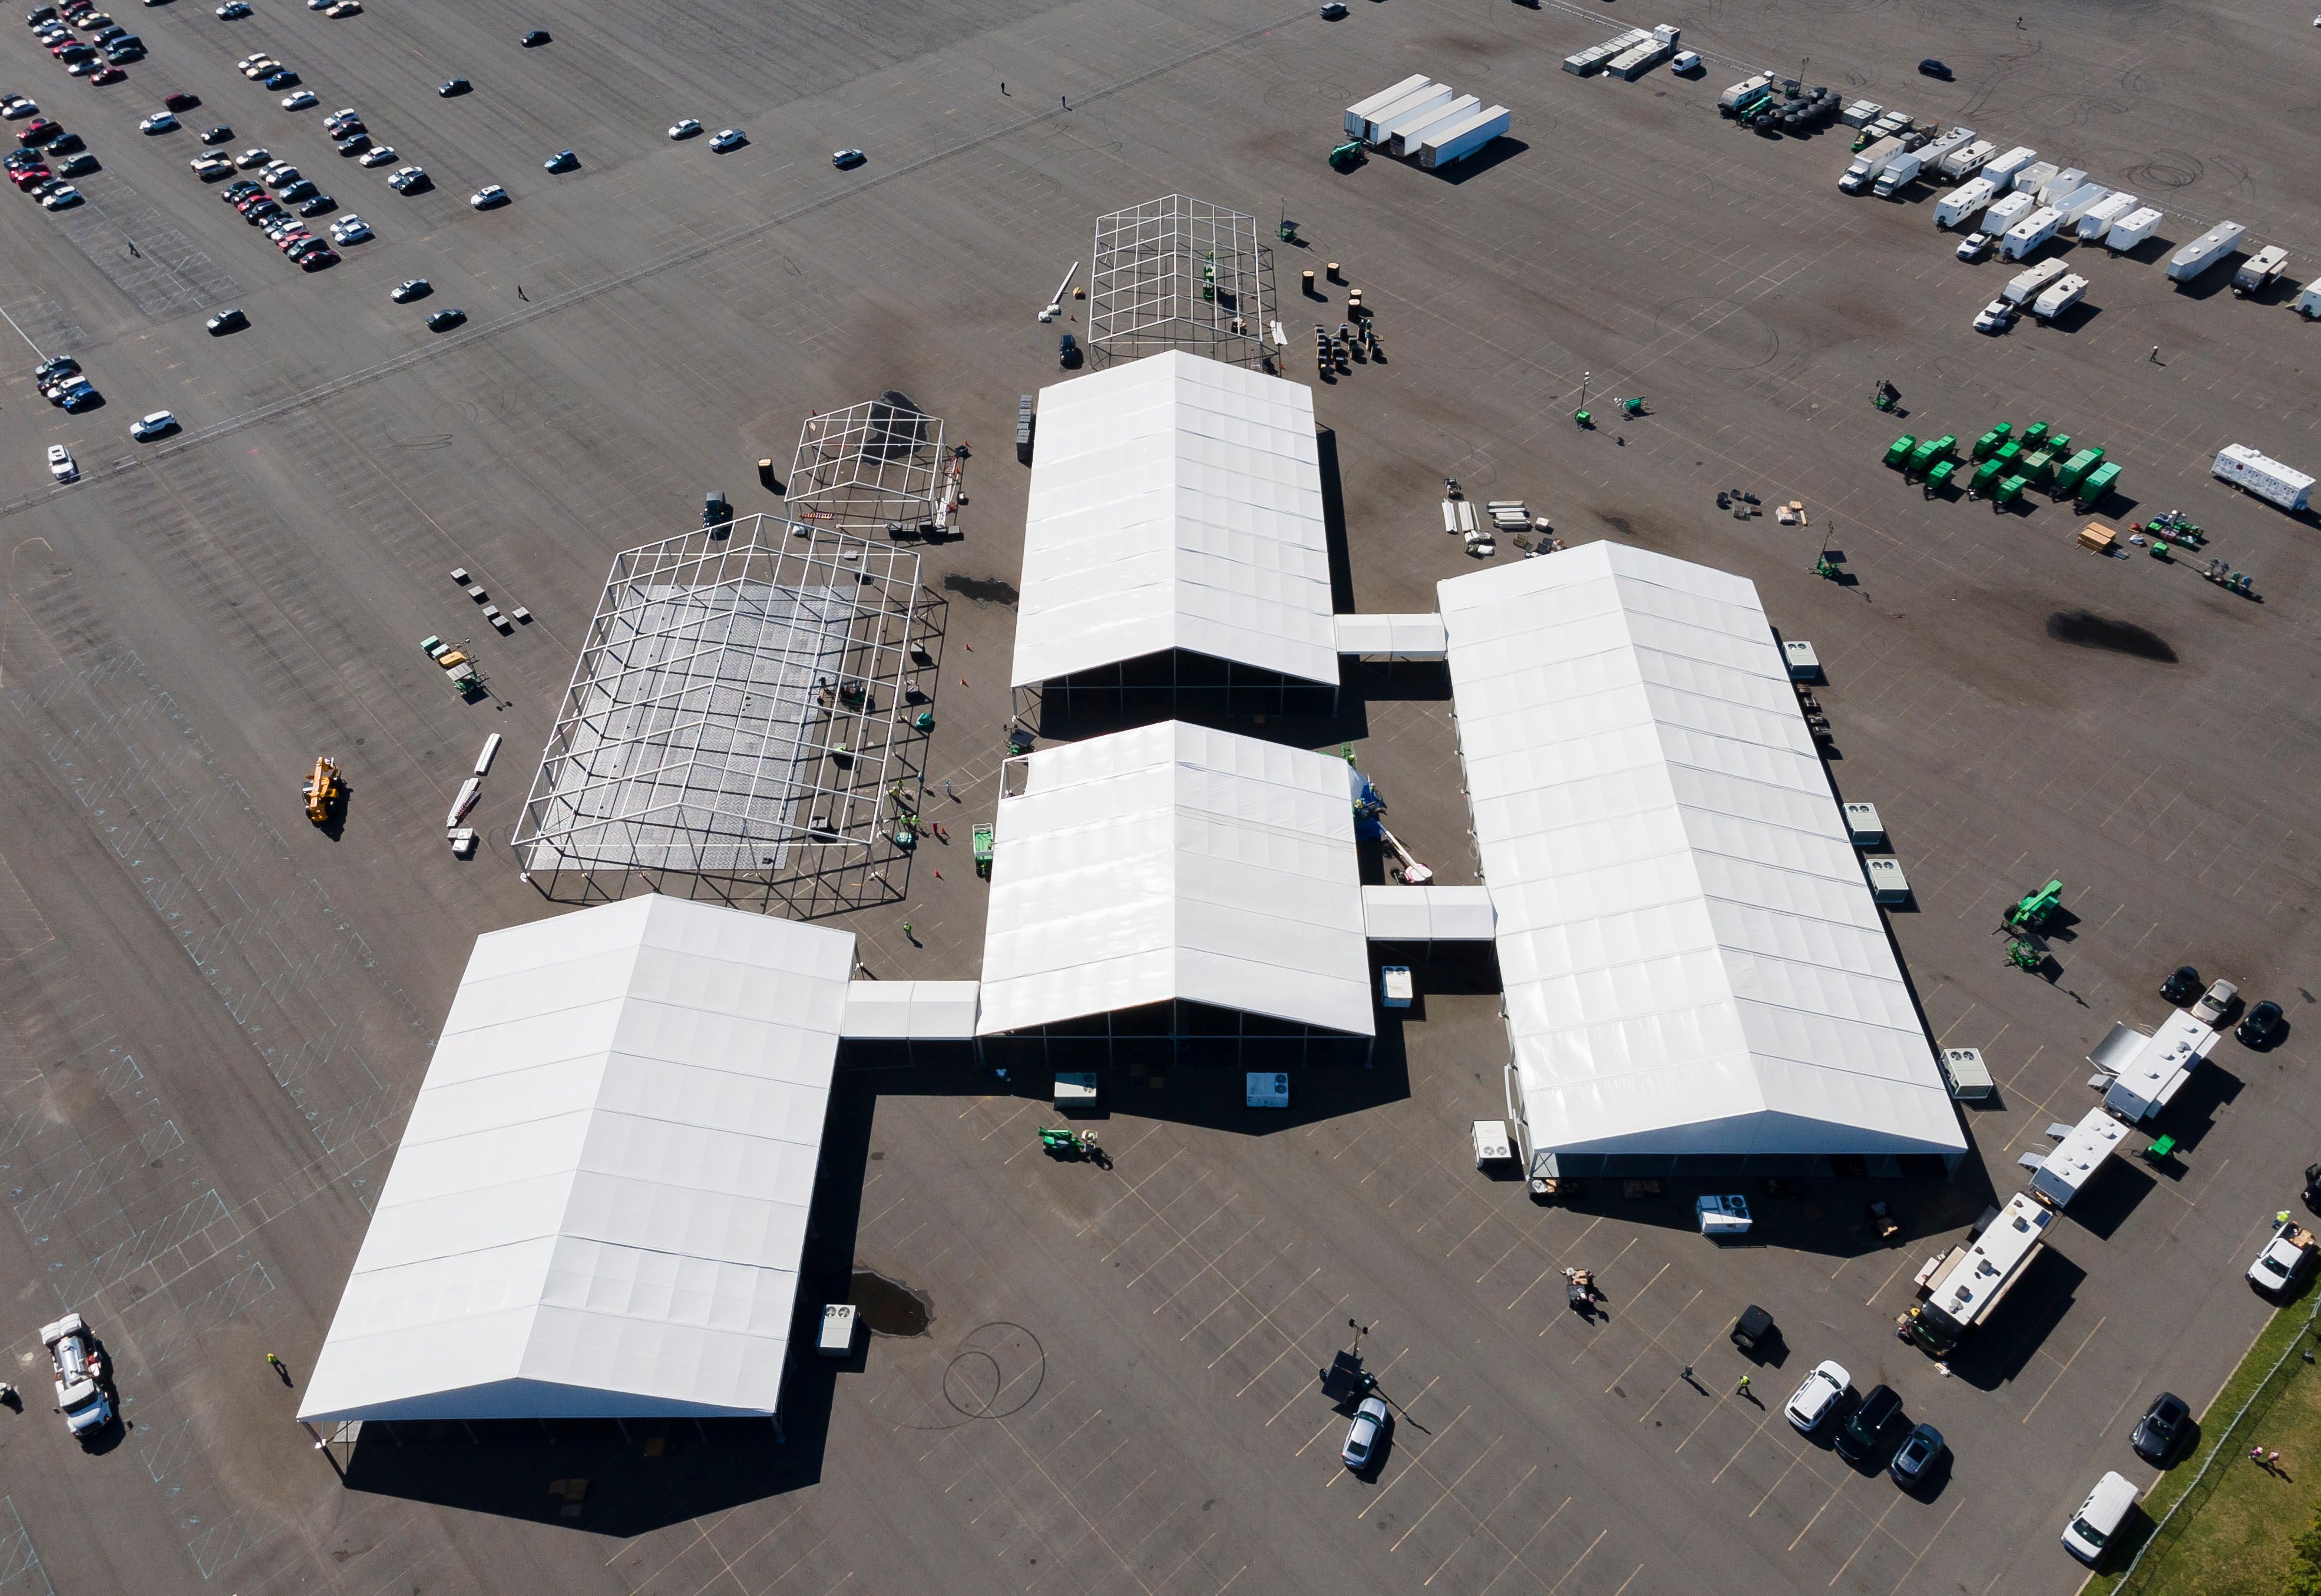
[41,1313,114,1440]
[2248,1218,2318,1295]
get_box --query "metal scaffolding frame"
[512,514,934,919]
[785,391,952,536]
[1089,195,1274,370]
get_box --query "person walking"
[1736,1374,1751,1397]
[901,920,914,942]
[2150,345,2161,363]
[2273,1451,2285,1470]
[2254,1444,2269,1468]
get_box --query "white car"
[3,97,39,120]
[2194,978,2237,1027]
[666,117,700,139]
[468,182,507,208]
[41,185,80,209]
[214,0,249,14]
[328,214,370,242]
[1340,1395,1388,1469]
[282,90,317,110]
[1785,1359,1850,1432]
[709,127,744,151]
[1955,230,1991,261]
[137,110,176,133]
[45,442,75,481]
[128,408,178,441]
[2248,1218,2316,1294]
[42,1313,112,1441]
[357,144,396,167]
[1972,298,2017,335]
[233,145,268,168]
[189,153,230,174]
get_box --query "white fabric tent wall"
[977,720,1373,1038]
[1439,542,1965,1165]
[298,894,855,1424]
[1011,350,1339,690]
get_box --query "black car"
[425,306,465,331]
[2160,965,2201,1006]
[437,75,468,97]
[1918,58,1951,78]
[1889,1422,1943,1488]
[2132,1393,2189,1463]
[1833,1383,1903,1464]
[2237,1000,2284,1049]
[295,191,334,216]
[201,124,232,144]
[45,130,80,153]
[518,27,546,44]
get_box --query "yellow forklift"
[302,756,341,825]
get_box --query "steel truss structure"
[785,391,952,536]
[1089,195,1273,369]
[513,515,933,918]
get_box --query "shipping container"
[1982,190,2036,235]
[1363,82,1454,145]
[2104,206,2163,252]
[2212,443,2313,511]
[1344,75,1432,136]
[2075,191,2138,241]
[1934,176,1998,230]
[1999,206,2066,261]
[2002,257,2067,304]
[2032,273,2089,319]
[1981,145,2038,186]
[2167,220,2247,283]
[1384,92,1479,156]
[1938,138,1995,180]
[1417,105,1512,170]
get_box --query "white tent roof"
[1438,542,1965,1163]
[840,980,981,1040]
[1011,350,1339,690]
[977,720,1372,1038]
[298,894,854,1424]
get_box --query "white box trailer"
[1363,82,1453,145]
[1718,71,1773,108]
[2002,257,2068,304]
[2076,191,2137,240]
[1384,92,1479,155]
[1982,145,2038,186]
[2099,1006,2225,1121]
[1840,135,1907,192]
[1905,1194,2054,1354]
[2233,244,2290,296]
[2104,206,2163,252]
[1418,105,1512,169]
[1651,22,1681,44]
[1873,150,1923,197]
[1934,176,1998,229]
[2168,220,2247,282]
[2032,273,2089,319]
[2296,277,2321,319]
[1345,75,1431,136]
[1938,138,1995,180]
[2000,205,2066,261]
[2028,1105,2128,1210]
[2213,443,2314,511]
[1982,190,2035,235]
[2051,183,2110,226]
[1919,127,1976,170]
[2012,160,2059,196]
[2037,165,2088,205]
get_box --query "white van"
[2061,1471,2138,1564]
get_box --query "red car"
[162,90,196,111]
[10,165,50,188]
[16,119,58,145]
[88,65,123,84]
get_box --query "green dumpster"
[2054,447,2104,496]
[1993,473,2028,509]
[1883,433,1918,469]
[2021,421,2049,448]
[1926,458,1958,492]
[1971,456,2006,492]
[1972,423,2013,461]
[2075,461,2121,509]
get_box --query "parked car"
[2249,1217,2318,1294]
[709,127,744,151]
[1973,297,2017,334]
[203,304,244,333]
[281,89,315,109]
[293,190,332,214]
[45,441,75,479]
[2131,1393,2188,1464]
[467,181,506,208]
[384,164,424,191]
[52,148,91,174]
[1833,1383,1902,1465]
[1340,1395,1388,1469]
[542,147,576,172]
[518,27,547,44]
[666,117,699,139]
[135,109,173,134]
[1955,230,1991,261]
[213,0,249,14]
[1888,1423,1943,1488]
[424,306,464,331]
[2236,999,2283,1048]
[327,212,368,241]
[39,181,77,204]
[233,144,266,167]
[2062,1472,2138,1565]
[260,68,297,89]
[436,75,468,97]
[2160,965,2202,1005]
[831,146,865,168]
[357,143,396,167]
[1786,1360,1849,1433]
[388,275,427,302]
[2194,978,2238,1027]
[128,408,177,439]
[88,62,123,82]
[1919,58,1952,78]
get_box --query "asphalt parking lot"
[0,0,2317,1591]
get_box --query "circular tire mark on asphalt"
[941,1322,1046,1422]
[2124,150,2203,188]
[1652,296,1781,371]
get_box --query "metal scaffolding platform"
[785,391,953,537]
[512,515,933,918]
[1089,194,1273,370]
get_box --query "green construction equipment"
[1993,439,2024,469]
[2053,447,2105,496]
[973,823,994,879]
[2005,938,2044,972]
[2075,461,2121,510]
[2005,878,2064,932]
[1972,423,2013,461]
[1992,473,2028,509]
[1970,456,2006,492]
[1883,433,1917,468]
[1926,457,1958,492]
[2019,448,2058,488]
[1574,408,1593,428]
[1328,140,1362,171]
[2021,421,2049,448]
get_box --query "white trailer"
[2168,220,2247,283]
[1651,22,1681,44]
[2002,257,2068,305]
[1840,135,1906,193]
[2028,1106,2128,1210]
[2296,278,2321,319]
[2212,443,2314,512]
[1999,205,2066,261]
[1605,40,1669,79]
[2105,206,2163,252]
[1718,71,1773,109]
[1982,190,2035,235]
[1919,127,1976,170]
[1873,150,1923,197]
[1840,98,1883,127]
[2031,273,2089,319]
[1934,176,1999,230]
[1345,75,1431,137]
[1417,105,1512,170]
[1938,138,1995,180]
[2098,1006,2225,1121]
[2051,183,2110,226]
[2233,244,2290,297]
[2012,160,2059,195]
[2037,165,2088,205]
[2075,191,2137,241]
[1982,145,2038,186]
[1363,82,1453,145]
[1384,92,1479,156]
[1902,1194,2055,1355]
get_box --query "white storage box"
[1842,802,1885,846]
[1381,966,1414,1008]
[1247,1072,1290,1109]
[818,1303,857,1357]
[1864,856,1910,903]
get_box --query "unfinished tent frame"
[1088,194,1274,371]
[784,392,955,537]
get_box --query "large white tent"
[298,894,854,1425]
[977,720,1373,1039]
[1011,350,1338,691]
[1439,542,1965,1171]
